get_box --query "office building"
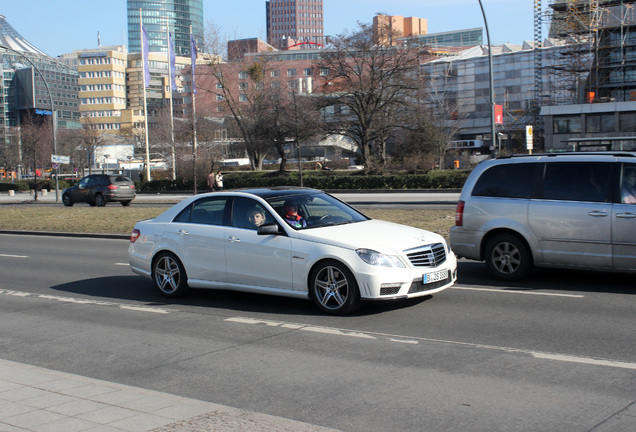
[127,0,203,56]
[0,14,80,145]
[266,0,324,49]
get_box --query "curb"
[0,229,130,240]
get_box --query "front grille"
[406,243,447,268]
[408,272,451,293]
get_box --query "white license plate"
[423,269,448,284]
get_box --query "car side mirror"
[257,223,281,236]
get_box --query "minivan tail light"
[130,229,141,243]
[108,185,117,190]
[455,200,465,226]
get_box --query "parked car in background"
[450,152,636,280]
[128,187,457,315]
[62,174,135,207]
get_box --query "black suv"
[62,174,136,207]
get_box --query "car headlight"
[356,249,406,268]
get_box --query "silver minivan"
[450,152,636,280]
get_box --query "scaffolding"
[539,1,636,105]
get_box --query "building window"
[239,94,248,102]
[216,83,223,89]
[586,114,616,133]
[287,68,297,77]
[271,69,280,77]
[239,82,248,90]
[216,94,224,101]
[304,68,313,76]
[320,68,330,76]
[620,112,636,132]
[238,71,248,79]
[553,116,582,134]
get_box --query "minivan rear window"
[472,163,535,198]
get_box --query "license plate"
[423,269,448,284]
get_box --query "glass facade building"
[127,0,203,56]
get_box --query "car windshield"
[265,192,369,229]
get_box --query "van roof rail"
[496,151,636,159]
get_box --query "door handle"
[616,212,636,219]
[228,236,240,243]
[587,211,608,217]
[178,229,189,235]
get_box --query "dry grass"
[0,206,456,238]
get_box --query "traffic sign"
[51,155,70,164]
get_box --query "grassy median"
[0,206,456,238]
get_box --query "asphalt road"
[1,234,635,432]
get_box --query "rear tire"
[484,233,532,281]
[309,260,361,315]
[95,193,106,207]
[62,194,73,207]
[152,252,188,297]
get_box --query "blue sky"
[3,0,538,57]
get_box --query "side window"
[621,164,636,204]
[472,163,535,198]
[78,177,89,188]
[230,197,273,230]
[174,197,229,225]
[542,162,611,202]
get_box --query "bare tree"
[315,20,424,171]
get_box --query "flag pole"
[190,25,198,194]
[167,21,176,180]
[140,9,151,181]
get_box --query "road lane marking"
[452,286,584,298]
[0,253,29,258]
[226,317,636,371]
[0,290,171,314]
[115,263,129,266]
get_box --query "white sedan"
[129,188,457,315]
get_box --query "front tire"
[484,233,532,281]
[309,260,361,315]
[152,252,188,297]
[62,194,73,207]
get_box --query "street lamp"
[0,44,59,202]
[478,0,497,154]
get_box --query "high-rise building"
[127,0,203,56]
[266,0,324,50]
[0,15,80,145]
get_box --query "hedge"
[134,169,470,192]
[0,180,72,192]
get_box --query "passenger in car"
[622,168,636,204]
[249,208,266,228]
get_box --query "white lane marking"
[0,290,171,314]
[115,263,129,266]
[226,317,636,371]
[452,286,584,298]
[0,253,29,258]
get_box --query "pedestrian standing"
[215,171,224,191]
[207,170,215,191]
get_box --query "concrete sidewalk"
[0,358,340,432]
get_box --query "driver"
[282,199,307,228]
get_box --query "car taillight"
[108,185,117,190]
[130,184,135,189]
[130,229,141,243]
[455,200,465,226]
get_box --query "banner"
[142,25,150,88]
[190,35,198,95]
[168,32,177,91]
[495,104,503,125]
